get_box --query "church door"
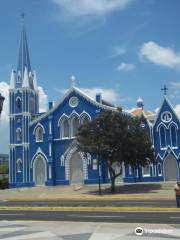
[70,152,84,184]
[164,155,179,181]
[34,156,46,186]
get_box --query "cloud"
[174,105,180,118]
[0,82,10,153]
[140,41,180,69]
[38,86,48,113]
[51,0,133,18]
[117,62,136,72]
[0,82,48,153]
[58,87,119,104]
[110,46,126,58]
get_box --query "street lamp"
[0,93,5,117]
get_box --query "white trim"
[16,158,22,173]
[169,123,178,147]
[64,143,88,181]
[157,163,162,176]
[30,86,118,126]
[33,122,45,134]
[70,113,80,138]
[142,165,151,177]
[159,125,167,149]
[32,154,47,185]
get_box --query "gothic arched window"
[35,126,44,142]
[16,128,22,141]
[61,118,69,139]
[81,115,90,125]
[170,125,178,147]
[157,163,162,176]
[17,159,22,173]
[159,126,166,148]
[71,116,79,137]
[16,97,21,109]
[29,96,35,114]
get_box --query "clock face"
[69,97,79,108]
[161,111,172,123]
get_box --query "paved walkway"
[0,182,176,200]
[0,221,180,239]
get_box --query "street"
[0,199,176,207]
[0,209,180,224]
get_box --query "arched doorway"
[69,152,84,184]
[33,155,47,186]
[164,155,179,181]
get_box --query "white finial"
[33,70,38,91]
[71,75,76,87]
[22,66,30,88]
[10,69,16,89]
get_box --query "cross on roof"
[161,85,168,95]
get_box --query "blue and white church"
[9,22,180,188]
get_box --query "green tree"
[77,109,154,193]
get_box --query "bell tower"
[9,15,39,187]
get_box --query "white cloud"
[110,46,126,58]
[174,105,180,118]
[140,41,180,69]
[51,0,133,18]
[0,82,48,153]
[117,62,136,72]
[59,87,119,104]
[38,86,48,113]
[0,82,10,153]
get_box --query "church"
[9,22,180,188]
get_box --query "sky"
[0,0,180,153]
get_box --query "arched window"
[159,126,166,148]
[170,125,177,147]
[142,164,150,177]
[157,163,162,176]
[61,118,69,138]
[35,126,44,142]
[17,159,22,173]
[81,115,90,125]
[16,128,22,141]
[16,97,21,109]
[71,116,79,137]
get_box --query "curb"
[0,206,179,212]
[2,195,175,202]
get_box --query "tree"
[77,109,154,193]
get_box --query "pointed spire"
[10,69,16,89]
[17,14,31,84]
[32,70,38,91]
[22,66,30,88]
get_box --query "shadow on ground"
[86,183,163,195]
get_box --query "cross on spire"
[161,85,168,95]
[21,13,25,25]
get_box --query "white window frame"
[16,159,22,173]
[142,165,151,177]
[157,163,162,176]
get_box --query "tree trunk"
[111,177,116,193]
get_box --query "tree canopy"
[77,109,154,193]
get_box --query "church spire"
[17,14,31,86]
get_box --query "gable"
[30,86,117,127]
[153,97,179,129]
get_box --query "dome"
[136,97,144,108]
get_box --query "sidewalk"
[0,182,176,201]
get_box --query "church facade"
[9,24,180,188]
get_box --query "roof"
[30,86,119,126]
[130,107,155,122]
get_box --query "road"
[0,209,180,224]
[0,199,176,207]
